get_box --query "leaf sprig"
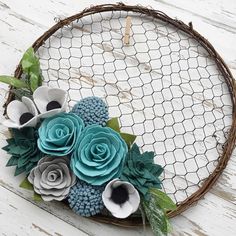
[0,47,42,93]
[142,189,177,236]
[106,117,136,148]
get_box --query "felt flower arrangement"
[1,48,176,236]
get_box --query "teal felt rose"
[38,113,84,156]
[70,125,128,185]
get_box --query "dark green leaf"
[149,188,177,211]
[14,166,26,176]
[106,117,120,132]
[33,192,42,202]
[120,132,136,148]
[19,178,34,191]
[0,76,29,89]
[6,156,18,166]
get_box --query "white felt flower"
[33,86,67,118]
[2,96,38,129]
[102,179,140,219]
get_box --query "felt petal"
[33,86,50,113]
[38,109,63,119]
[48,88,67,107]
[112,180,125,188]
[102,195,121,213]
[19,116,38,128]
[129,191,140,213]
[112,201,133,219]
[2,119,20,128]
[22,96,38,116]
[7,100,28,123]
[102,178,118,198]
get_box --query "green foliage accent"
[21,47,42,92]
[120,133,136,148]
[3,127,43,176]
[19,178,43,202]
[0,76,29,89]
[142,188,176,235]
[149,188,177,211]
[11,88,33,100]
[106,117,120,132]
[33,192,43,202]
[142,198,168,236]
[20,178,34,191]
[106,117,136,148]
[120,143,163,198]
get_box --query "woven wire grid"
[37,10,232,205]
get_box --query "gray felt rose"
[28,156,76,201]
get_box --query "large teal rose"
[38,113,84,156]
[71,125,128,185]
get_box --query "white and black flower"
[2,96,38,129]
[102,179,140,218]
[33,86,67,118]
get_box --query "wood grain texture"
[0,0,235,235]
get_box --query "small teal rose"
[71,125,128,185]
[38,113,84,156]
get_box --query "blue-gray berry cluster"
[68,180,104,217]
[71,96,109,126]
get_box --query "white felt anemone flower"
[2,96,38,129]
[33,86,67,118]
[102,179,140,219]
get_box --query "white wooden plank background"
[0,0,235,235]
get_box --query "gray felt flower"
[28,156,76,201]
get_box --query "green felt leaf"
[142,198,168,236]
[21,47,42,92]
[106,118,120,132]
[29,73,40,92]
[120,132,136,148]
[6,156,18,166]
[14,166,26,176]
[149,188,177,211]
[33,192,42,202]
[0,76,29,89]
[20,178,34,191]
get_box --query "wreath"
[0,47,176,236]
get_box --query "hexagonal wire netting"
[37,10,232,205]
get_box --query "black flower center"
[111,185,129,204]
[19,112,34,125]
[46,101,61,111]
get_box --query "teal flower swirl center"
[71,125,128,186]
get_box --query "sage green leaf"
[21,47,40,75]
[106,117,120,132]
[0,76,29,89]
[142,198,168,236]
[21,47,42,91]
[149,188,177,211]
[29,73,39,92]
[20,178,34,191]
[33,192,42,202]
[120,132,136,148]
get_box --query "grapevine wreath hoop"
[1,3,236,234]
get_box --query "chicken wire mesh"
[35,9,233,208]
